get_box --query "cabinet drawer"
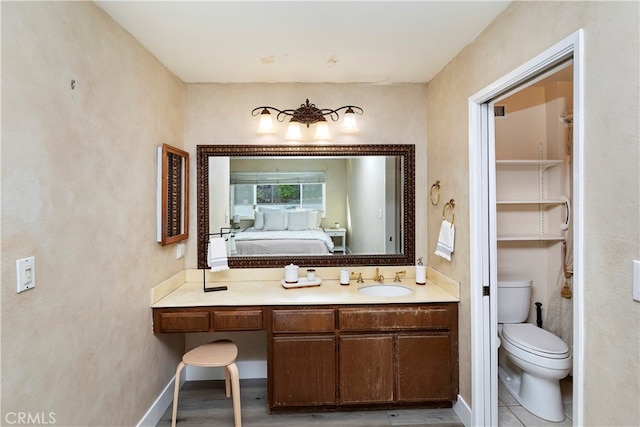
[156,311,210,333]
[272,309,335,333]
[339,306,450,331]
[214,309,263,331]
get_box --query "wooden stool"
[171,339,241,427]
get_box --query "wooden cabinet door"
[339,335,394,404]
[271,335,336,407]
[396,333,452,402]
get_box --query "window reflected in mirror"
[231,170,327,220]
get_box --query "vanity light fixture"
[252,98,363,140]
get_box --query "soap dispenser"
[416,257,426,285]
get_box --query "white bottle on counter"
[340,269,350,285]
[416,257,426,285]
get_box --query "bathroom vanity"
[152,268,460,412]
[269,303,457,411]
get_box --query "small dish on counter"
[281,278,322,289]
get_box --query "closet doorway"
[468,30,584,426]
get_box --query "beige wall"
[427,1,639,424]
[1,2,186,425]
[183,83,428,267]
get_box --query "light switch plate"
[16,256,36,293]
[633,260,640,302]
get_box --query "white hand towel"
[435,220,455,261]
[208,237,230,272]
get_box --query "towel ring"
[430,180,441,206]
[442,199,455,225]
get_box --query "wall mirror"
[197,144,415,268]
[157,143,189,245]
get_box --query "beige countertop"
[151,266,460,308]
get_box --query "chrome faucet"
[374,268,384,283]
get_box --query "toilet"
[497,279,571,422]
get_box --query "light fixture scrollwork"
[252,98,363,140]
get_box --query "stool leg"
[226,363,242,427]
[171,361,186,427]
[224,365,231,397]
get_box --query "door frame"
[468,30,584,426]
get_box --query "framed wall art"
[157,143,189,245]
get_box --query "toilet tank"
[497,279,532,323]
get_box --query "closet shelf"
[496,159,565,243]
[496,160,563,171]
[496,199,567,205]
[497,234,565,242]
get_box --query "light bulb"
[342,107,359,133]
[285,120,303,141]
[313,118,332,140]
[257,109,274,133]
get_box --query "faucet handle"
[394,271,406,282]
[351,272,364,283]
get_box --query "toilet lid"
[502,324,569,359]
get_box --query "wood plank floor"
[157,379,464,427]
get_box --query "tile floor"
[498,376,573,427]
[157,379,464,426]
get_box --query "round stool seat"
[183,339,238,367]
[172,339,242,426]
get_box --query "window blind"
[230,171,326,184]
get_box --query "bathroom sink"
[358,284,413,297]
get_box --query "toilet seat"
[502,324,569,359]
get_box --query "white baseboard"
[453,394,471,427]
[186,360,267,380]
[137,370,185,427]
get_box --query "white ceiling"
[95,1,511,84]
